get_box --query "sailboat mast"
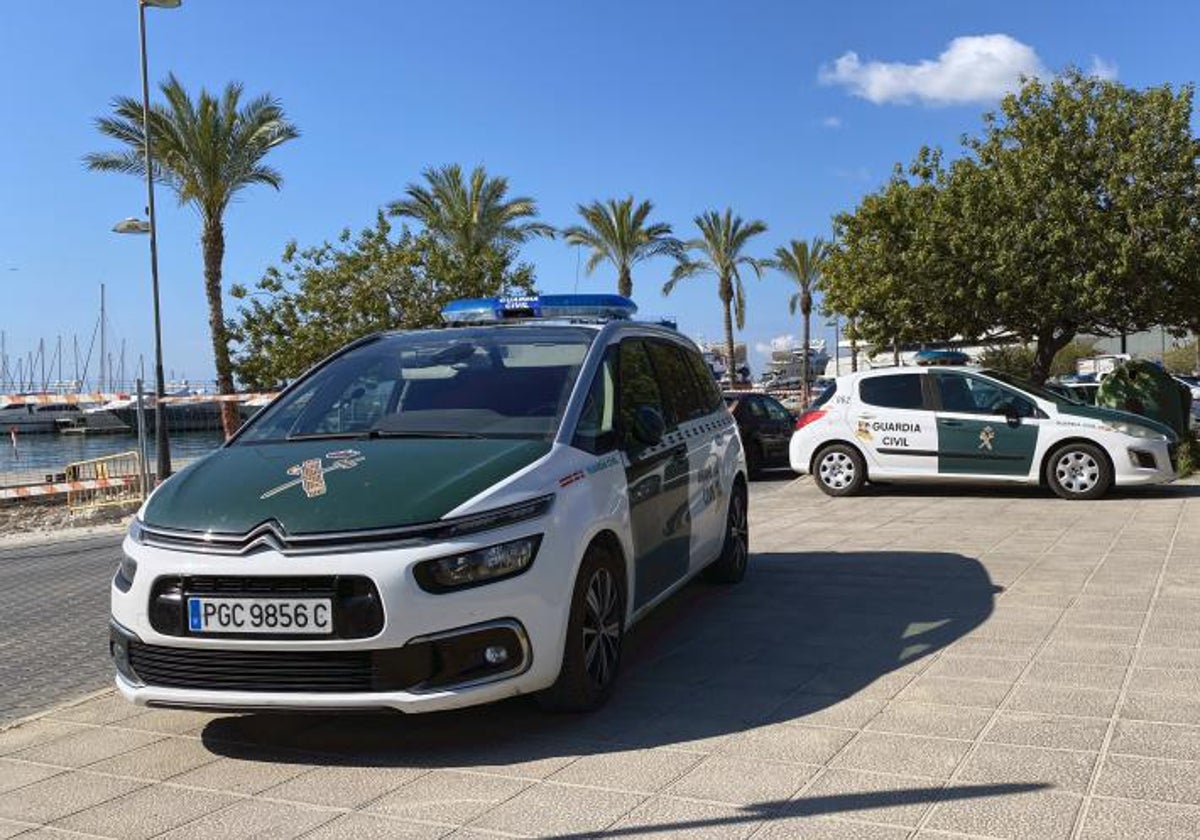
[99,283,107,393]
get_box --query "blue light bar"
[441,294,638,324]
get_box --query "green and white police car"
[790,367,1178,500]
[111,295,749,713]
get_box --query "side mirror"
[631,405,666,446]
[997,401,1021,428]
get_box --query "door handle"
[940,419,964,428]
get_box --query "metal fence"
[65,451,144,512]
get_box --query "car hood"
[142,437,551,535]
[1056,403,1178,441]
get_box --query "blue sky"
[1,0,1197,387]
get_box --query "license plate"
[187,597,333,635]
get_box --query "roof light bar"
[441,294,638,324]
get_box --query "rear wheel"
[813,444,866,497]
[1046,442,1112,500]
[704,481,749,584]
[538,544,626,712]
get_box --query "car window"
[618,340,666,452]
[936,372,1036,417]
[811,382,837,409]
[646,340,707,425]
[572,348,617,454]
[763,397,792,422]
[682,345,725,412]
[859,374,925,410]
[236,326,593,443]
[744,397,766,418]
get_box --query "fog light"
[484,645,509,665]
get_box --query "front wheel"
[704,481,749,584]
[1046,442,1112,500]
[538,544,626,712]
[813,444,867,496]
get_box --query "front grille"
[149,575,384,640]
[127,641,376,692]
[121,620,529,695]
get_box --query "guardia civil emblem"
[978,426,995,451]
[261,449,366,500]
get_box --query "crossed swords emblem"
[260,449,366,500]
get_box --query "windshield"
[980,369,1069,404]
[236,326,595,444]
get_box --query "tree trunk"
[722,294,737,390]
[1030,328,1072,386]
[850,318,858,372]
[618,266,632,299]
[893,339,900,367]
[202,219,239,438]
[800,293,812,407]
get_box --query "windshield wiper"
[285,429,484,441]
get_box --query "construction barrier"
[0,392,277,407]
[65,451,144,512]
[0,476,138,502]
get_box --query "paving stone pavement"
[1,477,1198,839]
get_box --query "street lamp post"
[128,0,179,482]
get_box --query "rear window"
[810,383,837,410]
[859,374,925,410]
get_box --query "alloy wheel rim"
[1055,450,1100,493]
[819,452,855,489]
[729,493,748,571]
[582,567,620,687]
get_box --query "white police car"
[111,295,748,713]
[790,367,1177,500]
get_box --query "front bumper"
[110,617,535,713]
[110,516,576,713]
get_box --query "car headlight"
[127,517,145,545]
[1101,422,1168,442]
[414,535,542,593]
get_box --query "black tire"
[704,481,749,584]
[538,543,626,712]
[812,443,867,497]
[1045,441,1112,500]
[745,440,764,479]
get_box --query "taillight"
[795,409,826,431]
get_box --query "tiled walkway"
[1,478,1198,839]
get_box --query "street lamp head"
[113,217,151,234]
[141,0,182,8]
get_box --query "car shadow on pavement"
[201,551,999,797]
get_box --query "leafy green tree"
[664,209,768,384]
[561,197,681,298]
[387,164,553,290]
[86,74,299,434]
[950,71,1200,383]
[1164,339,1200,375]
[822,73,1200,385]
[769,237,829,399]
[229,213,534,389]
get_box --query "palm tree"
[86,74,299,436]
[388,164,554,274]
[664,209,768,386]
[561,197,681,298]
[769,237,829,403]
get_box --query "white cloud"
[820,115,843,128]
[819,34,1046,106]
[755,334,796,355]
[1089,55,1119,80]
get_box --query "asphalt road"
[0,532,122,725]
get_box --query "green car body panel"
[142,438,552,535]
[1056,402,1177,441]
[936,417,1038,476]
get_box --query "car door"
[618,339,692,610]
[760,396,795,464]
[853,372,939,476]
[931,371,1040,478]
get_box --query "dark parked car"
[724,392,795,477]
